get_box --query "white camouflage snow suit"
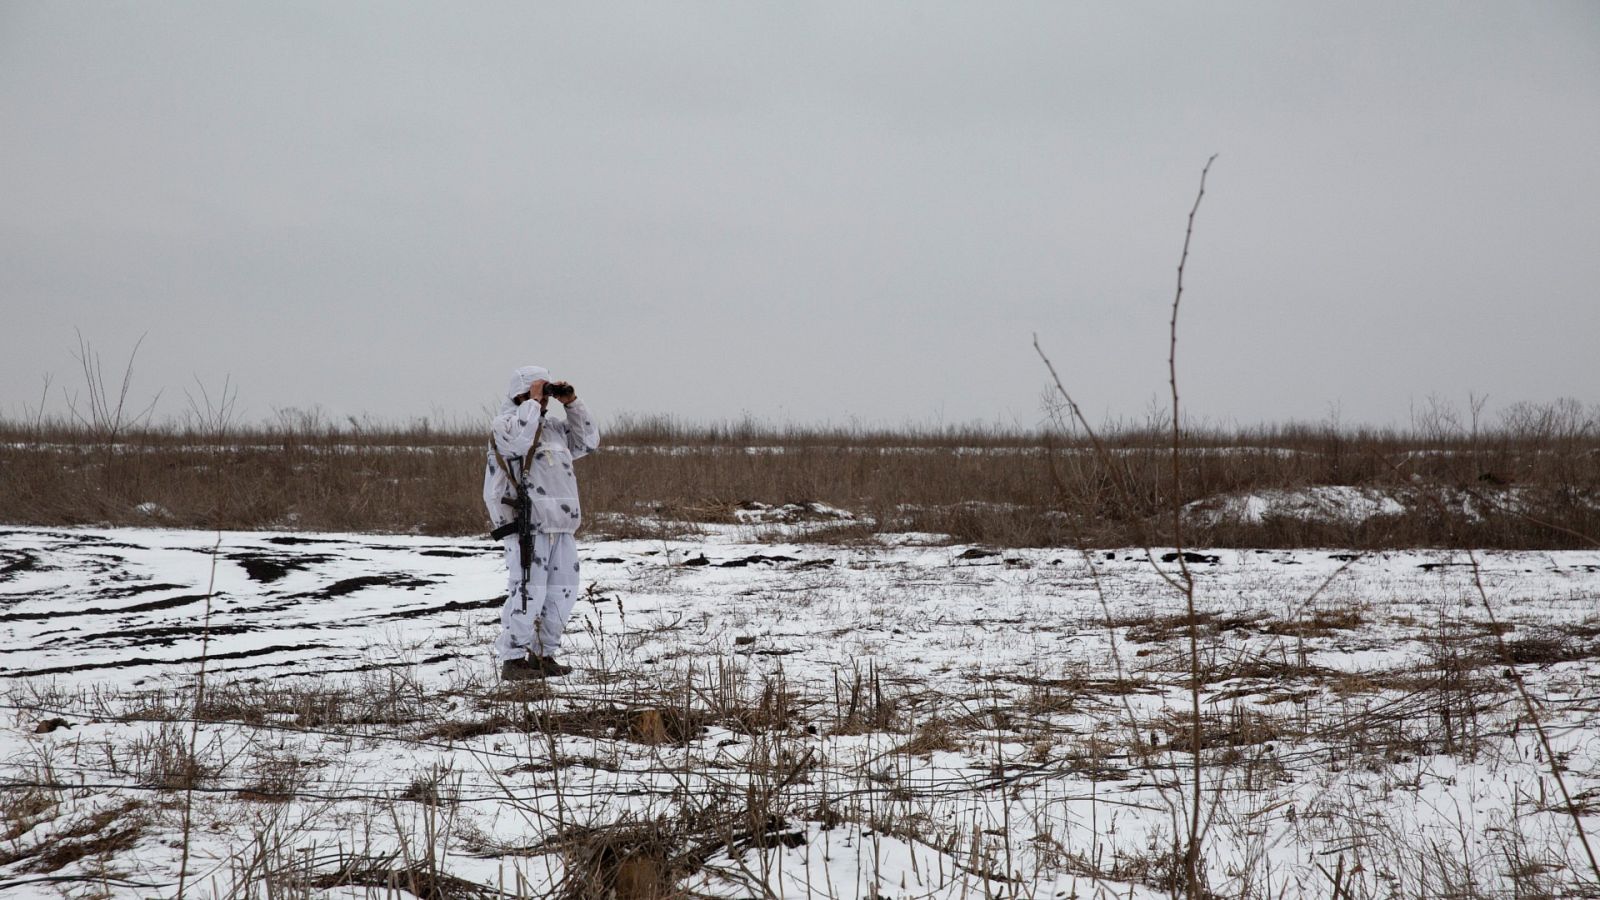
[483,365,600,662]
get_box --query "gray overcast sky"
[3,2,1597,431]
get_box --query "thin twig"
[176,531,223,900]
[1170,153,1217,900]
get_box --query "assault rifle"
[489,407,547,612]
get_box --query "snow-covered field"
[2,525,1598,898]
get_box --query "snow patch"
[734,500,856,523]
[134,502,170,519]
[1186,486,1406,526]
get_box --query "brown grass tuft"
[892,718,964,756]
[0,801,147,874]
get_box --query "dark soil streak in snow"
[375,597,502,621]
[228,553,334,584]
[263,536,351,546]
[0,643,326,678]
[0,593,211,623]
[70,623,257,648]
[95,582,190,599]
[0,551,42,580]
[290,575,435,600]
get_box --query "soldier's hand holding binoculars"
[544,381,576,405]
[521,380,577,407]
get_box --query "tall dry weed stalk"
[1036,154,1219,899]
[1167,153,1217,900]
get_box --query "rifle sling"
[488,405,548,539]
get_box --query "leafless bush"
[62,330,162,450]
[182,373,240,444]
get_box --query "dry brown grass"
[2,401,1597,548]
[0,800,147,875]
[0,789,57,842]
[892,718,965,757]
[311,854,499,900]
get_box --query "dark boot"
[500,656,546,681]
[535,655,573,677]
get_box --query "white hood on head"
[501,366,550,414]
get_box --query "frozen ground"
[2,525,1598,898]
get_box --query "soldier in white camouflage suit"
[483,365,600,679]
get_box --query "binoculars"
[543,382,576,401]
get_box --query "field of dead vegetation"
[3,402,1599,549]
[2,524,1599,898]
[3,400,1599,897]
